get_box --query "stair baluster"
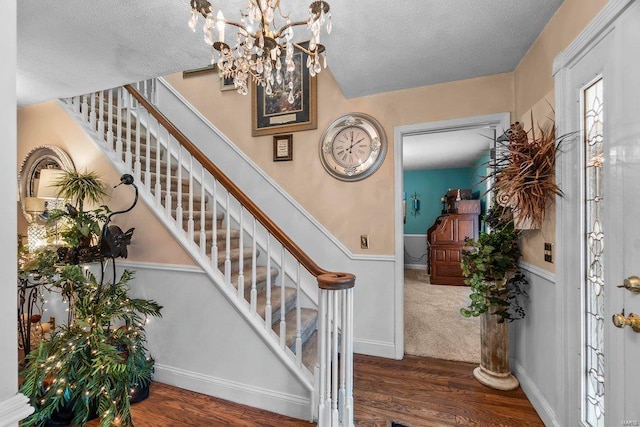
[250,218,258,313]
[134,100,142,183]
[187,154,195,242]
[89,93,96,130]
[265,234,272,328]
[211,179,218,268]
[295,263,302,367]
[237,207,244,301]
[115,87,123,158]
[199,166,207,256]
[97,91,104,139]
[106,90,114,148]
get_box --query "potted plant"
[48,169,109,263]
[460,205,528,390]
[19,263,162,426]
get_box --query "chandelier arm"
[292,42,316,56]
[218,18,249,32]
[274,20,308,39]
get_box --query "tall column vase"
[473,311,519,391]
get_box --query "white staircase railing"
[61,81,355,426]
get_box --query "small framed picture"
[273,134,293,162]
[220,74,235,92]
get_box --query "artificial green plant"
[460,204,528,322]
[20,262,162,427]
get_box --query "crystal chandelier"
[188,0,331,103]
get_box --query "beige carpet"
[404,269,480,363]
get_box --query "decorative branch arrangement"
[492,119,571,229]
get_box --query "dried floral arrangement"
[492,118,572,229]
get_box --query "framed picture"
[273,134,293,162]
[220,74,235,91]
[252,51,317,137]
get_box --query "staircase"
[59,81,354,426]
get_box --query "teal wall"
[471,152,490,217]
[403,164,488,235]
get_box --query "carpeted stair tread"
[255,286,297,324]
[273,308,317,351]
[230,266,279,295]
[216,247,254,271]
[301,330,318,371]
[136,156,179,172]
[150,172,191,191]
[204,228,240,249]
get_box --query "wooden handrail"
[124,84,354,289]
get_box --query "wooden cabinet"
[427,213,479,285]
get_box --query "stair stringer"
[55,98,317,404]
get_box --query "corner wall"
[2,1,34,424]
[1,0,19,416]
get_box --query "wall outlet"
[544,242,553,263]
[360,235,369,249]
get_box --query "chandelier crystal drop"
[188,0,331,103]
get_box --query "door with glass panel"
[557,2,640,426]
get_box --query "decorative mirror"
[18,145,75,223]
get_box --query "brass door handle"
[612,311,640,332]
[617,276,640,294]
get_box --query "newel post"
[316,272,355,427]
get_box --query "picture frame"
[220,74,235,91]
[273,134,293,162]
[252,51,317,137]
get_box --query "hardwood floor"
[90,354,542,426]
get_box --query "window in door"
[583,77,604,427]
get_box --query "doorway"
[392,113,510,360]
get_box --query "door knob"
[612,311,640,332]
[617,276,640,294]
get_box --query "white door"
[557,1,640,426]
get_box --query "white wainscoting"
[118,262,313,420]
[511,262,559,427]
[403,234,428,270]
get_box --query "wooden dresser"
[427,213,479,285]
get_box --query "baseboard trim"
[0,393,34,427]
[153,364,311,421]
[404,264,427,270]
[512,359,560,427]
[354,338,397,359]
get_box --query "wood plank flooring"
[88,354,543,426]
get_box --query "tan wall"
[514,0,608,271]
[165,71,515,255]
[17,101,195,266]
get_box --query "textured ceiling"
[16,0,563,106]
[403,128,494,171]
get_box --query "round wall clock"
[319,113,387,182]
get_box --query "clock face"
[319,113,387,182]
[331,127,372,168]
